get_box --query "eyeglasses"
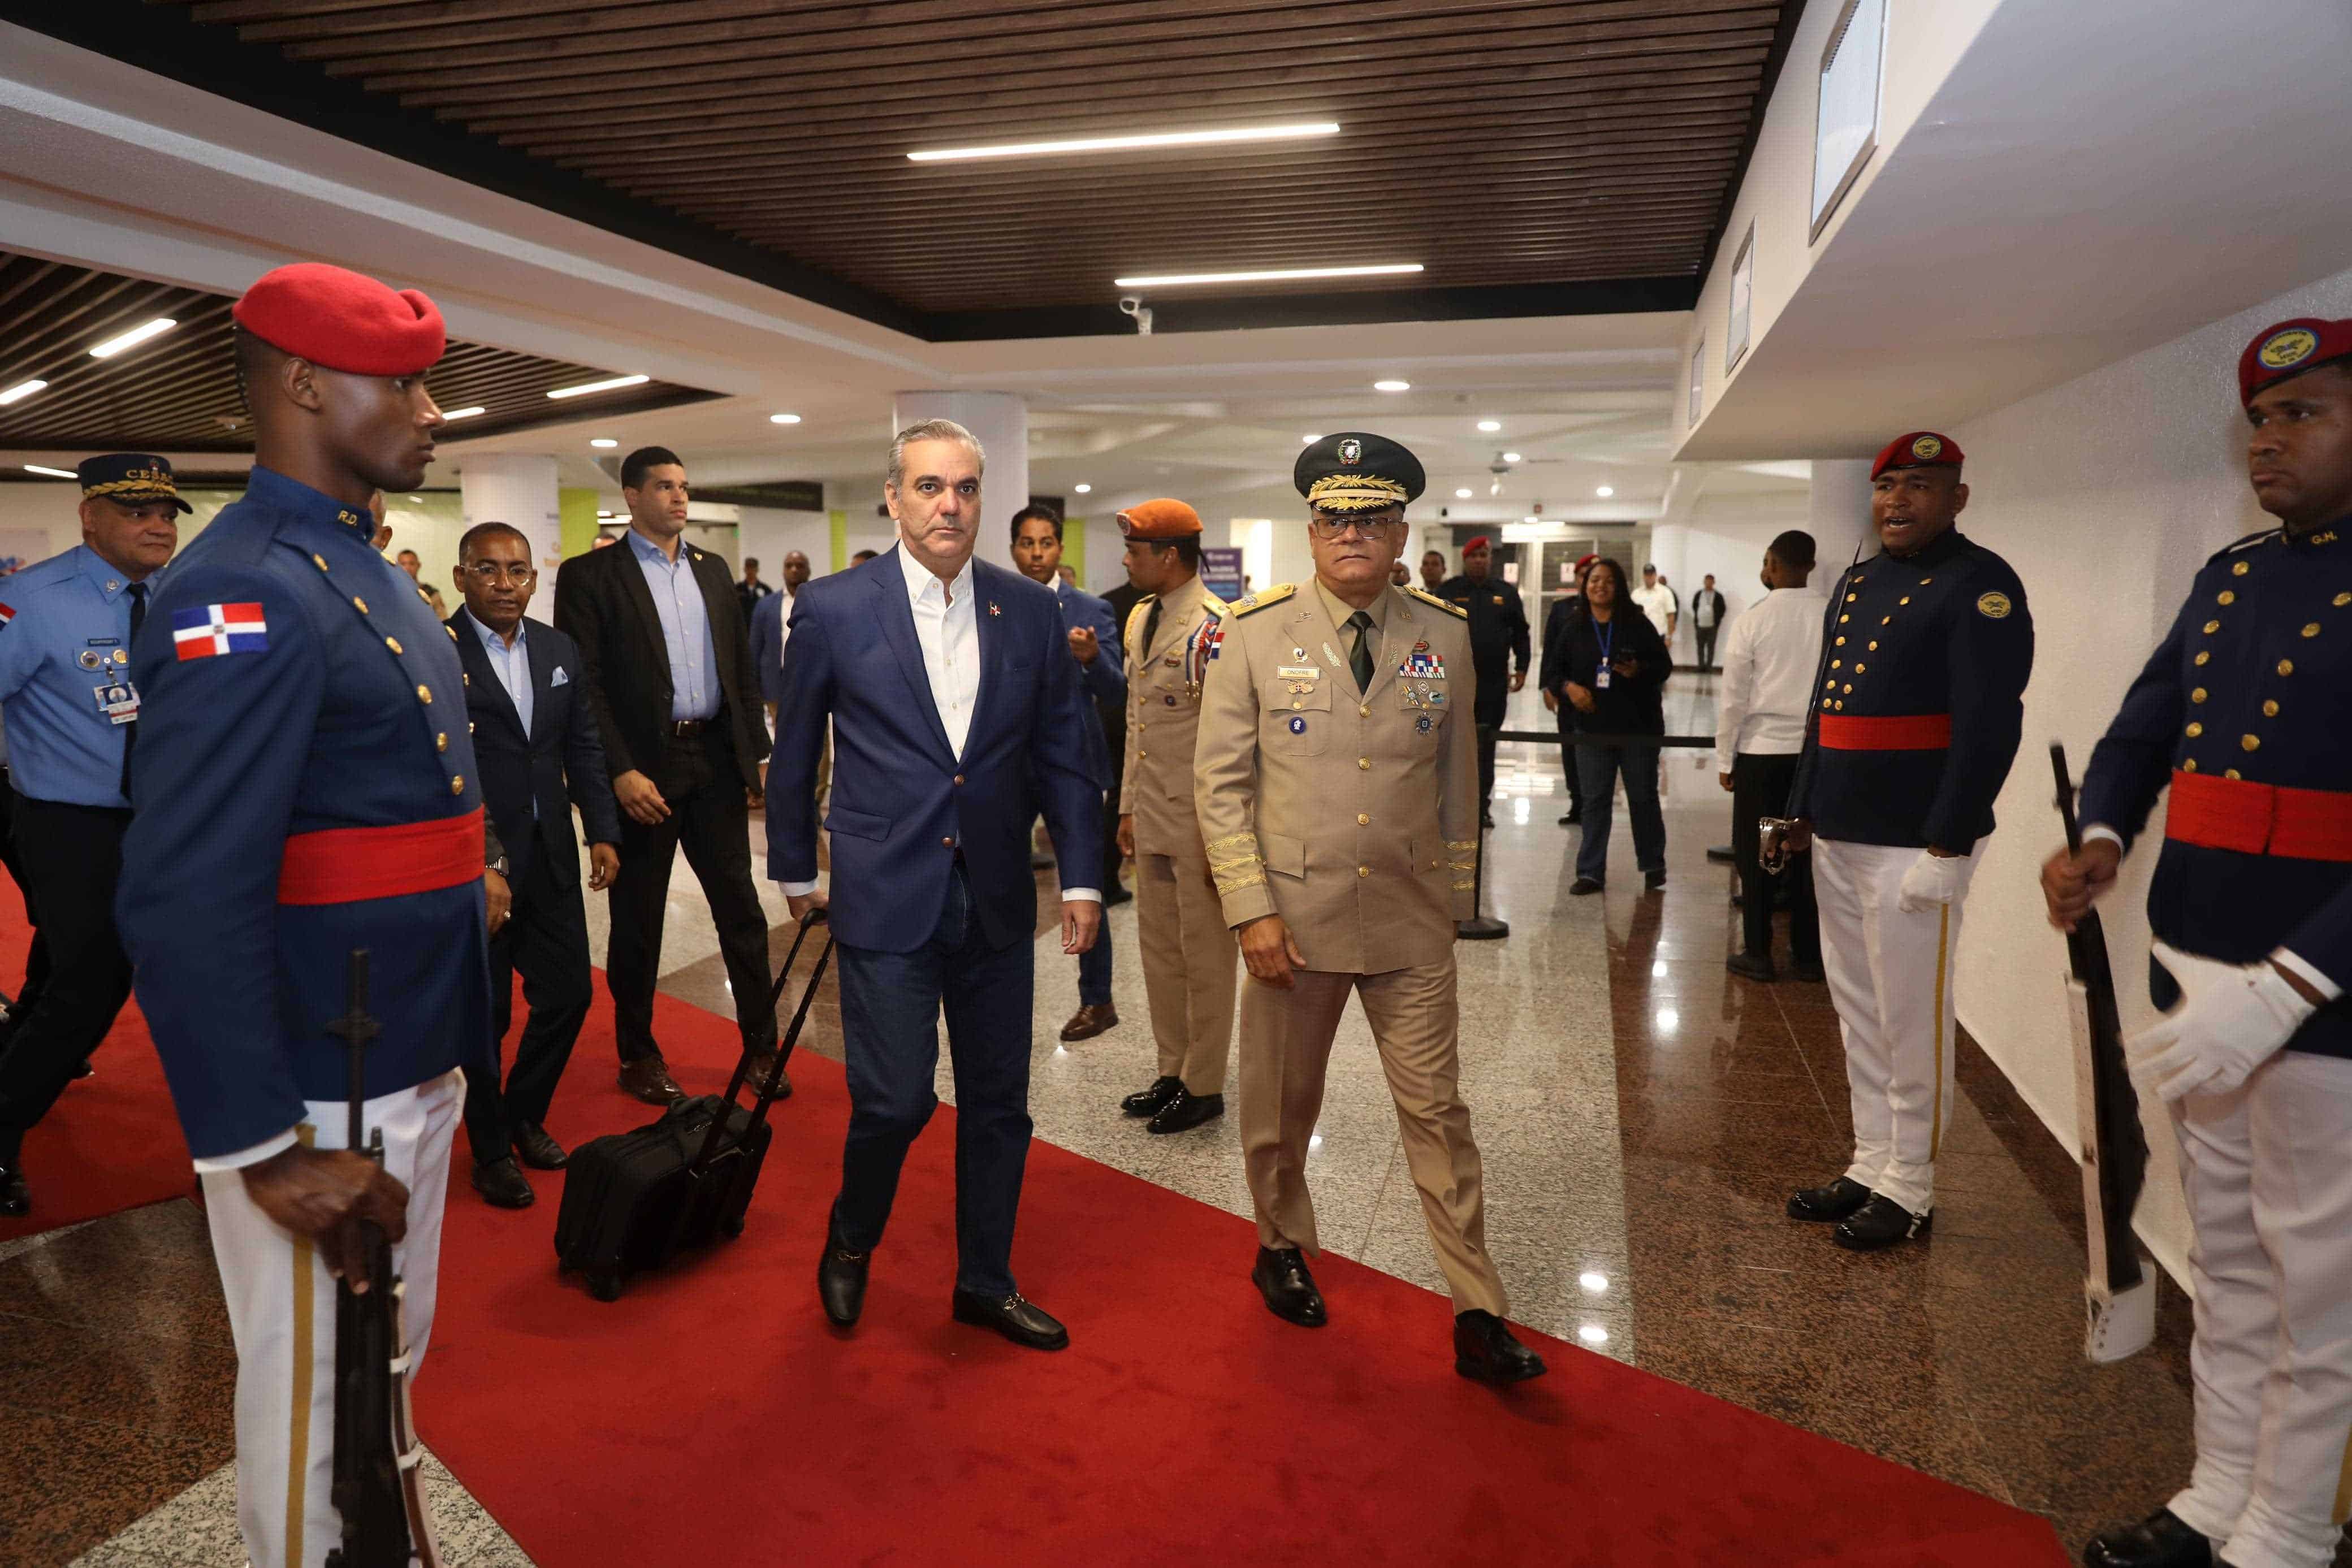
[1308,516,1403,541]
[465,562,536,584]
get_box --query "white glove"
[1895,851,1968,913]
[2125,954,2316,1102]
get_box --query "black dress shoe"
[742,1049,793,1099]
[1480,809,1495,828]
[951,1289,1069,1351]
[1726,952,1777,982]
[470,1156,534,1210]
[2081,1508,2215,1568]
[617,1055,683,1105]
[1644,868,1667,891]
[1789,959,1826,984]
[0,1163,27,1218]
[1569,877,1604,896]
[1121,1075,1184,1118]
[1558,811,1581,826]
[512,1122,569,1170]
[1251,1246,1328,1327]
[1787,1176,1874,1223]
[1454,1309,1547,1384]
[1835,1194,1932,1250]
[817,1231,870,1327]
[1147,1089,1224,1134]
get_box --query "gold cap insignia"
[2260,327,2320,370]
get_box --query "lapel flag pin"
[988,601,1001,617]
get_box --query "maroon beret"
[234,262,446,376]
[2239,318,2352,405]
[1462,535,1491,552]
[1871,431,1963,481]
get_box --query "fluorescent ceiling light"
[1113,263,1422,289]
[88,318,177,358]
[1373,380,1411,393]
[1074,483,1092,495]
[1596,485,1614,498]
[911,122,1338,163]
[0,380,47,406]
[440,405,487,421]
[23,464,77,479]
[1501,451,1521,464]
[1455,488,1473,499]
[1476,419,1501,432]
[769,413,802,425]
[547,374,648,400]
[590,438,619,448]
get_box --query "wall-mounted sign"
[1200,546,1245,602]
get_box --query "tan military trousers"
[1238,958,1507,1316]
[1135,851,1238,1094]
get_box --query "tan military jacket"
[1120,573,1226,861]
[1194,578,1477,974]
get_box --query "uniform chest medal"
[1403,645,1445,679]
[1288,716,1308,735]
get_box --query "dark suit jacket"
[552,534,769,791]
[448,612,623,887]
[766,546,1103,954]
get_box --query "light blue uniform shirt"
[625,529,719,722]
[0,545,153,808]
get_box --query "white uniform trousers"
[2163,1047,2352,1568]
[200,1069,462,1568]
[1811,838,1974,1215]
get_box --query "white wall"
[0,482,464,590]
[1947,258,2352,1285]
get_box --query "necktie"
[1347,609,1376,693]
[1141,598,1162,661]
[120,582,146,799]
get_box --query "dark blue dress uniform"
[117,466,494,1162]
[2078,519,2352,1054]
[1788,526,2035,847]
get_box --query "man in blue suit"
[769,418,1102,1352]
[746,548,811,723]
[1010,504,1126,1041]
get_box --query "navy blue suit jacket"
[1052,578,1124,781]
[766,546,1103,954]
[448,613,623,888]
[749,587,790,708]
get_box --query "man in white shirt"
[1714,531,1824,982]
[1632,564,1678,649]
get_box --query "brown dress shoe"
[1059,1003,1118,1042]
[616,1055,683,1105]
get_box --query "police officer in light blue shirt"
[0,453,184,1215]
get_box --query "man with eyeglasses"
[448,522,622,1207]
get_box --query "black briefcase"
[554,911,832,1302]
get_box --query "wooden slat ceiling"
[123,0,1800,331]
[0,251,721,454]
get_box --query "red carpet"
[423,984,2071,1567]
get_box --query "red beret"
[1117,499,1202,539]
[234,262,446,376]
[1871,430,1963,481]
[1463,535,1491,552]
[2239,318,2352,404]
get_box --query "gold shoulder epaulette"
[1228,583,1296,617]
[1199,587,1229,617]
[1406,584,1467,619]
[1124,598,1152,645]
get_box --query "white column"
[890,392,1028,574]
[1808,458,1874,576]
[457,453,562,577]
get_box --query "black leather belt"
[669,719,708,737]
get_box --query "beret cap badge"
[2260,328,2320,370]
[1909,434,1943,461]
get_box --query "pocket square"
[550,666,569,687]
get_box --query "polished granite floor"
[10,731,2331,1565]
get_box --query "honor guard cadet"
[1195,432,1545,1383]
[115,263,499,1568]
[1111,499,1239,1135]
[2051,319,2352,1568]
[0,454,183,1216]
[1782,431,2033,1250]
[1434,534,1530,826]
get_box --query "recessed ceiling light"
[1454,488,1472,499]
[88,318,176,358]
[912,121,1339,163]
[1373,379,1411,393]
[1501,451,1521,464]
[769,413,802,425]
[1596,486,1614,498]
[1112,263,1423,289]
[1476,419,1501,432]
[1578,1324,1610,1346]
[1074,483,1092,495]
[1522,515,1540,525]
[440,405,487,420]
[23,464,77,479]
[0,380,48,406]
[590,438,619,449]
[547,374,649,400]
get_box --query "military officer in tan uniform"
[1113,499,1240,1136]
[1194,433,1546,1384]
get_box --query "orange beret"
[1117,499,1202,539]
[234,262,446,377]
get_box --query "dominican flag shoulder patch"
[172,602,269,661]
[0,603,15,629]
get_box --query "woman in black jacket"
[1551,557,1672,894]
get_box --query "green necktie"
[1347,609,1376,693]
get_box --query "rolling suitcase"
[554,910,833,1302]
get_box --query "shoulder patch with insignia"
[1975,591,2013,620]
[1406,584,1468,620]
[1229,583,1297,617]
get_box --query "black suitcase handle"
[689,908,832,1175]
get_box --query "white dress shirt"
[1713,586,1827,774]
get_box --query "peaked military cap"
[1296,432,1425,514]
[77,453,192,514]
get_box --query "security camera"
[1118,294,1153,336]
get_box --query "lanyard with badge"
[1593,616,1614,690]
[80,642,137,724]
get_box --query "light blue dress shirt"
[625,529,720,722]
[0,545,152,808]
[465,608,534,739]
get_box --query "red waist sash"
[1817,713,1952,751]
[2165,770,2352,863]
[278,807,485,906]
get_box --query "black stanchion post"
[1456,817,1508,941]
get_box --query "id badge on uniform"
[1595,664,1612,690]
[94,680,140,725]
